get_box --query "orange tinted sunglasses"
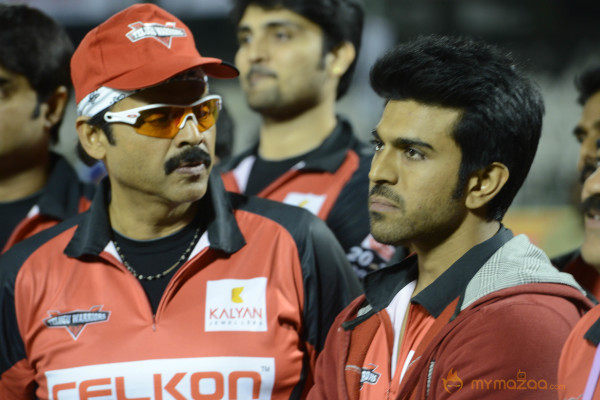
[103,95,221,138]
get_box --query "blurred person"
[552,65,600,299]
[557,143,600,400]
[214,99,235,164]
[0,4,361,398]
[0,4,94,253]
[218,0,399,279]
[307,35,592,400]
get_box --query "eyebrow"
[574,120,600,136]
[237,20,302,33]
[371,129,435,151]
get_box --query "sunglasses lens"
[134,99,220,138]
[192,98,220,131]
[135,107,181,138]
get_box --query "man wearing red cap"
[0,4,361,399]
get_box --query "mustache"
[164,147,212,175]
[580,163,597,184]
[580,194,600,215]
[247,65,277,80]
[369,184,405,209]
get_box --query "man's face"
[235,5,332,118]
[368,100,466,247]
[100,79,216,207]
[0,65,49,170]
[580,148,600,268]
[575,91,600,182]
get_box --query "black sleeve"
[298,215,363,352]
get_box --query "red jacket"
[308,233,592,400]
[2,154,94,253]
[0,175,362,399]
[558,304,600,399]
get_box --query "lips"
[581,195,600,229]
[369,184,405,213]
[369,196,399,213]
[246,67,276,86]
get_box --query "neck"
[108,185,198,240]
[412,217,501,296]
[0,152,50,202]
[257,100,337,160]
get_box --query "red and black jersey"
[218,117,396,279]
[0,174,362,399]
[1,154,94,253]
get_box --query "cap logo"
[126,21,186,48]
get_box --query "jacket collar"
[220,116,371,174]
[362,227,513,318]
[65,173,245,258]
[37,153,93,220]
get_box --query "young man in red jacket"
[307,35,593,400]
[0,5,94,253]
[219,0,399,278]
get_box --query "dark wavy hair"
[575,65,600,106]
[370,35,545,221]
[0,4,73,144]
[230,0,364,99]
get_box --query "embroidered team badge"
[126,21,186,48]
[360,364,381,388]
[44,305,110,340]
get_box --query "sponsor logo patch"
[205,278,268,332]
[126,21,186,48]
[282,192,327,216]
[44,305,110,340]
[45,357,275,400]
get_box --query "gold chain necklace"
[113,227,201,281]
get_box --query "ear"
[325,41,356,78]
[76,116,107,162]
[42,85,69,130]
[464,162,510,210]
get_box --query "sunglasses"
[102,95,222,139]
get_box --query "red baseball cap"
[71,3,238,104]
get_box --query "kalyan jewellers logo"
[442,369,565,393]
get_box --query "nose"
[583,160,600,200]
[245,34,268,64]
[369,149,398,185]
[578,135,599,172]
[174,113,205,147]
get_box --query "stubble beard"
[369,197,465,249]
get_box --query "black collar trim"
[64,174,245,258]
[412,227,513,317]
[361,227,513,318]
[37,154,93,219]
[584,317,600,346]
